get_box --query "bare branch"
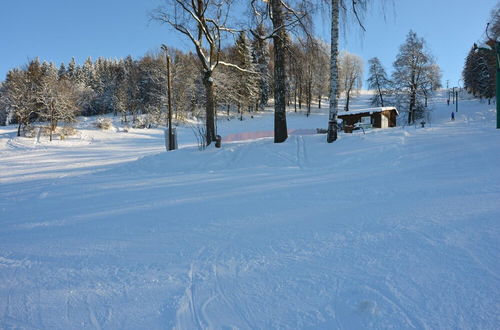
[351,1,366,31]
[217,61,260,74]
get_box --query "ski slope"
[0,93,499,329]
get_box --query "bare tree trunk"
[327,0,340,143]
[307,80,312,116]
[376,76,384,107]
[271,0,288,143]
[203,71,217,144]
[298,84,303,110]
[294,88,297,112]
[345,89,351,112]
[408,88,416,125]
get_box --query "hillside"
[0,92,499,329]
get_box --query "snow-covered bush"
[95,118,113,130]
[58,126,77,139]
[132,116,147,129]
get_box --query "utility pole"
[167,55,175,150]
[446,80,450,105]
[162,44,176,151]
[452,87,455,104]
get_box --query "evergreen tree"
[58,63,68,81]
[463,46,495,99]
[2,63,41,136]
[252,24,271,112]
[67,57,76,76]
[0,82,7,125]
[234,31,259,120]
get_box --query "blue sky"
[0,0,497,88]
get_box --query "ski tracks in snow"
[174,246,253,330]
[296,135,308,169]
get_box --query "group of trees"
[0,0,446,143]
[0,59,80,138]
[462,4,499,100]
[365,31,442,125]
[0,36,273,137]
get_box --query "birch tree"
[327,0,368,142]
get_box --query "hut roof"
[337,107,399,117]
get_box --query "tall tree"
[37,69,79,141]
[327,0,341,142]
[327,0,368,142]
[270,0,289,142]
[392,30,441,125]
[367,57,390,107]
[234,31,259,120]
[251,0,313,143]
[1,68,37,136]
[463,46,495,99]
[152,0,252,146]
[252,24,271,112]
[339,51,363,111]
[0,82,7,126]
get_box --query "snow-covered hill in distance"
[0,92,499,329]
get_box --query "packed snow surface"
[0,93,499,329]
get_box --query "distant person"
[447,99,450,106]
[451,112,455,121]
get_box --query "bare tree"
[339,51,363,111]
[367,57,391,107]
[392,30,441,125]
[152,0,253,146]
[38,74,79,141]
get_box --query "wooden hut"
[337,107,399,133]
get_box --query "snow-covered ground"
[0,92,499,329]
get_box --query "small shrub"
[96,118,113,130]
[132,116,147,129]
[58,126,77,139]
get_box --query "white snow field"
[0,93,499,329]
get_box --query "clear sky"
[0,0,498,88]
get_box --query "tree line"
[462,4,499,101]
[0,30,332,138]
[0,0,444,142]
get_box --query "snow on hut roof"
[337,107,399,117]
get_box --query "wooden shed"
[337,107,399,133]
